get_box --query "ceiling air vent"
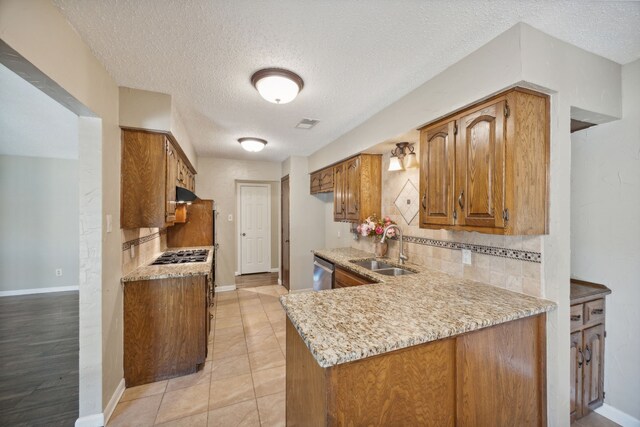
[295,118,319,130]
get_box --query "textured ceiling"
[53,0,640,162]
[0,64,78,159]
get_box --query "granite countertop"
[280,247,556,368]
[121,246,214,283]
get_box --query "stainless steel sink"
[374,267,416,276]
[350,260,394,270]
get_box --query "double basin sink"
[350,259,416,276]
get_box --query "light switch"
[106,214,113,233]
[337,231,341,238]
[462,249,472,265]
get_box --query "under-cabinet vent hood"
[176,186,199,204]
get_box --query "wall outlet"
[55,268,63,277]
[228,214,233,222]
[462,249,472,265]
[337,231,341,238]
[130,245,135,258]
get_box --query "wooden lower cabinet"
[334,266,375,288]
[286,314,547,426]
[124,274,210,387]
[569,279,610,422]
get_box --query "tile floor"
[108,284,288,426]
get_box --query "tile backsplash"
[121,228,167,276]
[351,151,543,298]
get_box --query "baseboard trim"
[270,268,279,273]
[234,271,240,276]
[277,279,282,285]
[288,287,313,294]
[216,285,237,292]
[0,286,79,297]
[104,378,126,425]
[74,413,103,427]
[595,403,640,427]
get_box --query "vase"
[374,241,388,257]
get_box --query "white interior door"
[239,184,270,274]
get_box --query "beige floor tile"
[215,298,239,307]
[245,332,280,354]
[213,325,244,340]
[155,383,210,424]
[239,303,265,315]
[270,322,285,335]
[248,348,285,372]
[166,370,211,392]
[215,316,243,329]
[256,392,285,427]
[216,306,241,318]
[274,329,285,343]
[155,411,208,427]
[216,291,238,301]
[265,310,284,323]
[120,380,167,402]
[108,394,162,427]
[213,337,248,360]
[251,366,285,398]
[207,399,260,427]
[244,321,274,337]
[261,302,282,312]
[241,312,269,326]
[239,298,263,307]
[209,373,255,410]
[211,354,251,380]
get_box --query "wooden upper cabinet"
[456,100,506,229]
[333,163,346,220]
[420,121,456,227]
[332,154,381,223]
[319,168,334,192]
[418,88,549,235]
[310,171,322,193]
[121,128,196,229]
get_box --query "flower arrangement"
[356,214,397,239]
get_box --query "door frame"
[236,182,272,275]
[281,175,290,290]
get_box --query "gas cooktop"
[151,249,209,265]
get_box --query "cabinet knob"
[457,190,465,210]
[577,348,584,368]
[591,308,603,315]
[584,345,592,365]
[241,233,246,237]
[570,314,581,321]
[421,193,427,210]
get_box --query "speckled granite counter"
[280,247,555,368]
[121,246,214,283]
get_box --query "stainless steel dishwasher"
[313,256,334,291]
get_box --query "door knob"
[241,233,246,236]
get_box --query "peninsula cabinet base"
[286,314,546,426]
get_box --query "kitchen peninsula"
[281,248,556,426]
[121,246,214,387]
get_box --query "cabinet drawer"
[584,299,605,326]
[335,267,375,288]
[570,304,583,331]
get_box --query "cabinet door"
[570,331,584,422]
[319,168,334,192]
[456,101,506,228]
[333,163,346,220]
[345,157,361,221]
[310,171,321,194]
[420,121,456,226]
[583,324,605,412]
[165,139,178,223]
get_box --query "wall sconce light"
[388,142,418,171]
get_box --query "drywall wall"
[308,23,623,426]
[196,157,281,288]
[0,0,122,422]
[0,156,79,293]
[284,156,327,291]
[571,59,640,420]
[119,86,197,167]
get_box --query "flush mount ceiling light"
[238,137,267,152]
[251,68,304,104]
[388,142,418,171]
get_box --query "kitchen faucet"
[381,224,408,265]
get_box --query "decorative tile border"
[402,235,541,263]
[122,229,166,251]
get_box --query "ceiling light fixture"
[238,137,267,152]
[251,68,304,104]
[388,142,418,171]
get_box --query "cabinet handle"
[457,190,464,210]
[570,314,581,321]
[421,193,427,210]
[584,345,592,365]
[591,308,604,315]
[578,348,584,368]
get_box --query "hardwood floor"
[0,291,79,427]
[572,412,621,427]
[235,272,279,289]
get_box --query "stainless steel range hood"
[176,186,199,204]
